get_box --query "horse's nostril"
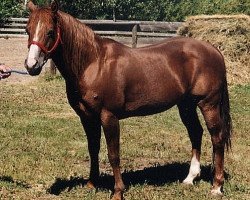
[25,58,38,69]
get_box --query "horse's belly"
[124,101,176,117]
[123,89,183,117]
[122,82,184,117]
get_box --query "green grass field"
[0,77,249,199]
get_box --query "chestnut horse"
[25,1,232,199]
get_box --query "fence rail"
[0,18,182,47]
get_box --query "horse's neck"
[53,12,100,82]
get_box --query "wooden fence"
[0,18,182,47]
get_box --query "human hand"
[0,65,11,80]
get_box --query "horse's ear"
[27,1,37,12]
[51,0,59,13]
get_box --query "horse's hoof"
[182,178,194,185]
[211,187,223,197]
[111,191,123,200]
[183,172,200,185]
[86,181,95,189]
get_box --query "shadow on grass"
[48,162,229,195]
[0,176,31,189]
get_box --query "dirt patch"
[178,14,250,85]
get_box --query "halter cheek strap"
[28,26,62,55]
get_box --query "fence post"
[132,24,138,48]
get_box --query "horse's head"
[25,0,60,76]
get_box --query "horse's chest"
[77,68,123,115]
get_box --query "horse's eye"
[47,30,55,38]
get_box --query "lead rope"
[1,69,29,75]
[5,69,29,75]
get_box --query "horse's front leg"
[65,83,102,187]
[80,116,101,188]
[101,109,125,200]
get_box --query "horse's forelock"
[27,7,56,49]
[28,8,57,39]
[29,7,55,26]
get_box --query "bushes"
[58,0,250,21]
[0,0,25,23]
[163,0,250,21]
[1,0,249,21]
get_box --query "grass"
[0,78,249,199]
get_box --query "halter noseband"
[28,26,62,55]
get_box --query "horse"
[24,1,232,199]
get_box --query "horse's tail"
[220,78,232,151]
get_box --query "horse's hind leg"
[199,100,225,196]
[101,109,125,200]
[178,101,203,185]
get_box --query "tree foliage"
[0,0,24,23]
[0,0,249,22]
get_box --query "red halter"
[28,26,62,55]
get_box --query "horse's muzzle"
[25,59,43,76]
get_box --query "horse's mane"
[57,11,100,76]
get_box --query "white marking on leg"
[211,186,222,196]
[27,21,43,68]
[183,155,201,185]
